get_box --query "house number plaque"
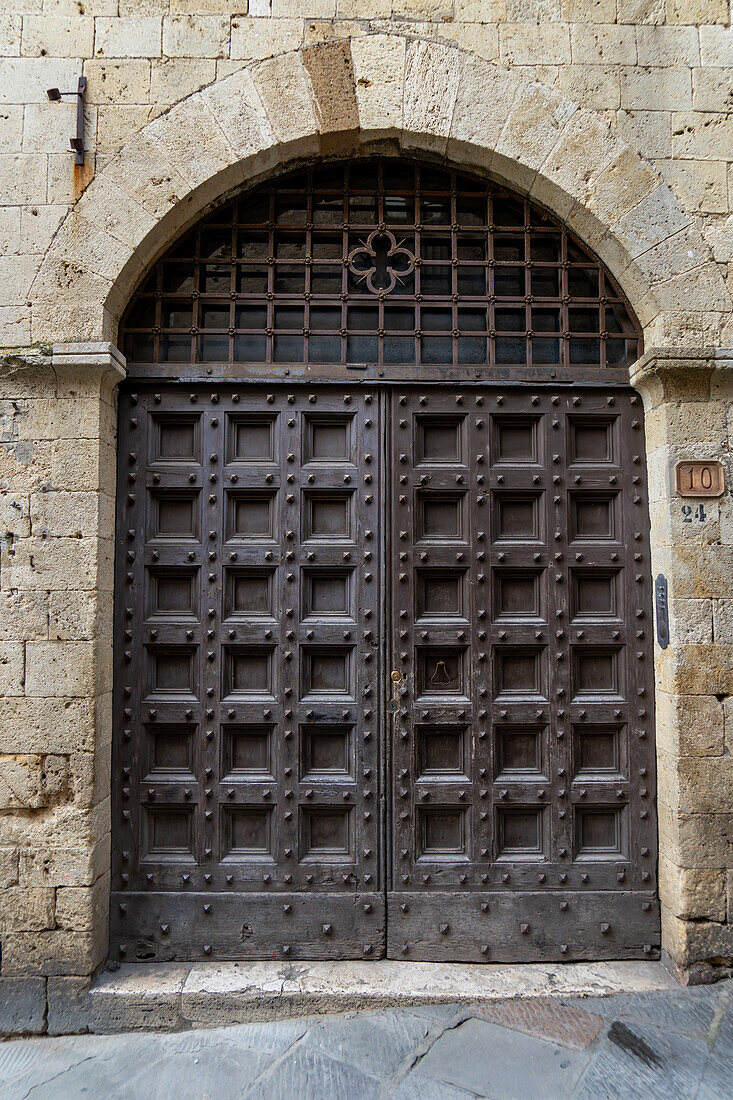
[675,460,725,498]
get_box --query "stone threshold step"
[89,959,677,1034]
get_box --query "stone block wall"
[0,2,732,348]
[0,0,732,1033]
[0,344,122,1032]
[632,348,733,982]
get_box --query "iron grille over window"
[121,159,641,370]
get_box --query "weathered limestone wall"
[0,344,123,1033]
[632,349,733,982]
[0,0,732,1033]
[1,2,732,347]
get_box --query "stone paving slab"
[390,1072,477,1099]
[471,999,605,1050]
[573,1022,711,1100]
[1,981,730,1099]
[158,1017,310,1059]
[710,996,733,1058]
[243,1046,383,1100]
[298,1007,435,1079]
[416,1015,593,1098]
[111,1046,274,1100]
[580,987,725,1040]
[695,1056,733,1100]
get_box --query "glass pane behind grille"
[121,158,641,369]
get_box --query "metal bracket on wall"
[46,76,87,166]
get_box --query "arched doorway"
[112,158,658,963]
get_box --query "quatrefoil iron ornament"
[347,228,416,294]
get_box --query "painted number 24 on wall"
[681,502,711,523]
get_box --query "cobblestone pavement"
[0,983,731,1099]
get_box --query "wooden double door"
[111,382,659,963]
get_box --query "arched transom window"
[121,159,641,371]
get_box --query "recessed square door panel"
[221,807,274,861]
[418,808,469,859]
[221,725,275,780]
[568,416,616,465]
[416,570,467,620]
[300,724,354,779]
[228,414,278,464]
[414,414,466,465]
[143,808,195,863]
[303,491,355,541]
[147,646,197,697]
[495,725,547,780]
[113,384,657,966]
[145,723,196,780]
[227,491,277,541]
[151,491,200,540]
[495,571,543,620]
[223,645,276,698]
[416,725,469,779]
[572,725,626,780]
[301,646,355,699]
[148,568,198,618]
[492,416,541,465]
[496,808,545,861]
[302,569,354,619]
[151,415,201,464]
[303,414,355,464]
[300,807,354,862]
[569,492,620,542]
[417,648,468,698]
[225,568,276,619]
[571,570,620,619]
[495,646,546,699]
[575,808,627,861]
[416,491,467,542]
[493,492,543,542]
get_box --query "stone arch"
[31,35,731,350]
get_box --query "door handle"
[388,669,403,714]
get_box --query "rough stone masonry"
[1,0,732,1035]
